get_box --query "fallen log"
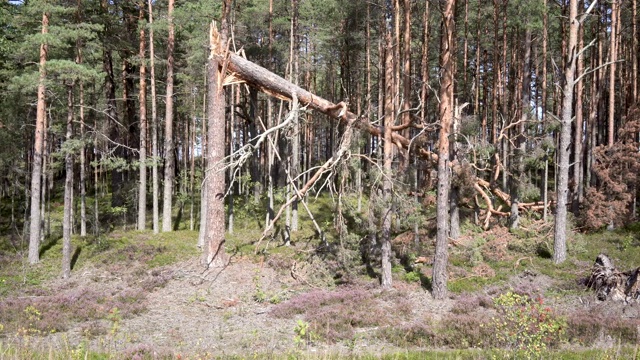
[586,254,640,302]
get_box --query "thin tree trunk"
[510,27,531,230]
[138,2,148,231]
[191,88,197,231]
[634,0,638,104]
[29,12,49,265]
[492,0,500,146]
[162,0,176,232]
[450,102,465,240]
[76,1,87,237]
[94,117,100,235]
[542,0,549,222]
[475,2,482,138]
[608,0,618,148]
[421,1,431,124]
[381,31,395,290]
[148,0,159,234]
[573,8,584,213]
[290,0,299,232]
[433,0,455,300]
[227,86,234,234]
[402,0,411,130]
[62,83,74,279]
[554,0,578,264]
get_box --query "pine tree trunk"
[554,0,578,264]
[572,13,584,214]
[138,2,148,231]
[608,0,618,148]
[204,10,230,268]
[634,0,638,104]
[510,27,531,230]
[542,0,549,222]
[491,0,499,146]
[227,86,234,234]
[402,0,411,130]
[433,0,455,300]
[477,17,485,141]
[75,2,87,237]
[162,0,176,232]
[450,102,464,240]
[148,0,159,234]
[28,12,49,265]
[94,117,100,235]
[62,83,74,279]
[290,0,300,232]
[381,31,395,290]
[421,1,430,124]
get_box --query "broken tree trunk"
[212,33,543,233]
[214,51,423,155]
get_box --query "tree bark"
[214,52,415,150]
[138,2,148,231]
[204,9,230,268]
[162,0,176,232]
[62,83,74,279]
[542,0,549,222]
[76,0,87,237]
[510,27,531,230]
[608,0,619,148]
[290,0,300,233]
[381,31,395,290]
[29,12,49,265]
[433,0,456,300]
[421,1,431,124]
[401,0,412,130]
[554,0,578,264]
[148,0,159,234]
[573,8,584,214]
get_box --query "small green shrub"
[403,271,421,283]
[293,319,317,347]
[487,291,565,359]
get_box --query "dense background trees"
[2,0,639,293]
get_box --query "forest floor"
[2,214,640,358]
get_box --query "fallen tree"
[586,254,640,302]
[210,27,550,231]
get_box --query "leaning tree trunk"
[554,0,579,264]
[162,0,176,232]
[29,12,49,265]
[432,0,455,300]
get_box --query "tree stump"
[586,254,640,302]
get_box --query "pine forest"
[1,0,640,358]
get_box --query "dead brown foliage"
[582,117,640,230]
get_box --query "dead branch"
[254,109,356,253]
